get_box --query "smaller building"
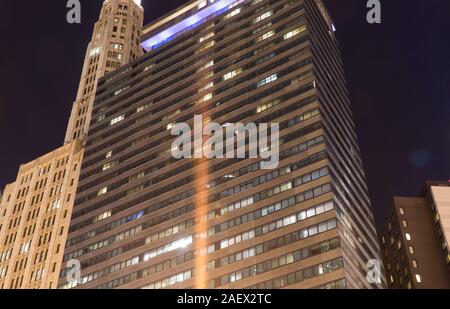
[0,140,83,289]
[379,181,450,289]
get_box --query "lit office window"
[254,11,272,23]
[257,30,275,42]
[102,163,112,171]
[412,260,418,268]
[415,274,422,283]
[409,246,415,254]
[97,187,108,196]
[223,68,242,81]
[284,25,307,40]
[257,74,277,87]
[94,211,112,223]
[405,233,411,241]
[110,115,125,126]
[199,32,214,43]
[399,207,405,215]
[167,122,175,131]
[224,8,241,20]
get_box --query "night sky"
[0,0,449,228]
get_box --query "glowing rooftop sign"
[141,0,237,51]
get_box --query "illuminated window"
[106,151,113,159]
[97,187,108,196]
[97,115,105,122]
[402,220,408,227]
[409,246,415,254]
[254,11,272,23]
[257,74,277,87]
[198,93,213,104]
[198,0,207,9]
[199,82,214,92]
[415,274,421,283]
[405,233,411,241]
[399,207,405,215]
[20,241,31,254]
[89,47,101,57]
[102,163,112,171]
[224,8,241,20]
[114,86,129,96]
[198,60,214,72]
[253,22,272,35]
[256,98,280,113]
[110,115,125,126]
[412,260,418,268]
[223,68,242,81]
[199,32,214,43]
[137,103,152,113]
[284,25,307,40]
[94,211,111,223]
[167,122,175,130]
[257,30,275,42]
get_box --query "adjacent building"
[65,0,144,143]
[59,0,384,289]
[0,0,144,289]
[380,181,450,289]
[0,141,83,289]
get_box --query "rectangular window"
[254,11,272,23]
[110,115,125,126]
[257,30,275,42]
[284,25,307,40]
[97,187,108,196]
[257,74,277,87]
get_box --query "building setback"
[380,181,450,289]
[59,0,384,289]
[0,0,143,289]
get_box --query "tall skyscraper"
[379,181,450,289]
[65,0,144,143]
[59,0,384,289]
[0,140,83,289]
[0,0,143,289]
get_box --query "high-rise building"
[0,140,83,289]
[379,181,450,289]
[0,0,143,289]
[59,0,384,289]
[65,0,144,143]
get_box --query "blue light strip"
[141,0,237,52]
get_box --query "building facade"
[64,0,144,143]
[0,141,83,289]
[59,0,384,289]
[0,0,144,289]
[380,181,450,289]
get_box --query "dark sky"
[0,0,449,228]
